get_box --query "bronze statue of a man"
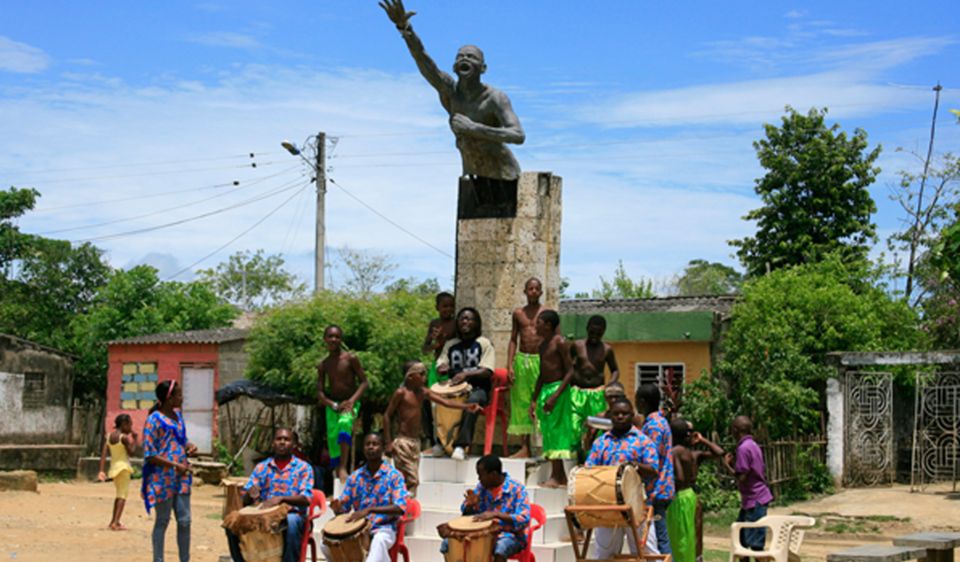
[380,0,525,182]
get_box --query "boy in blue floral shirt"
[325,433,408,562]
[225,427,313,562]
[439,455,531,562]
[637,383,676,555]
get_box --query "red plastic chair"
[483,368,511,455]
[509,503,545,562]
[388,498,421,562]
[299,489,327,562]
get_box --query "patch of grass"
[704,548,727,562]
[822,519,881,534]
[704,507,740,535]
[37,470,75,482]
[862,514,909,523]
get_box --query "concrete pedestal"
[454,172,562,369]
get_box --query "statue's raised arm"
[380,0,525,181]
[379,0,455,107]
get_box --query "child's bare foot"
[508,445,531,458]
[114,523,128,531]
[541,478,566,489]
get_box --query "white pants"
[592,522,658,559]
[321,526,396,562]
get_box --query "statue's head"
[454,45,486,79]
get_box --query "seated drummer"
[226,427,314,562]
[584,397,659,560]
[324,433,408,562]
[436,307,496,461]
[439,454,531,562]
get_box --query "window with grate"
[634,363,685,405]
[22,372,46,409]
[120,362,159,409]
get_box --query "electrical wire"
[70,176,307,243]
[12,160,282,186]
[165,182,311,280]
[328,177,453,260]
[13,151,277,175]
[38,165,303,235]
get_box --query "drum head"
[430,381,471,396]
[324,513,369,538]
[237,504,285,516]
[617,464,645,520]
[448,515,495,532]
[221,477,247,487]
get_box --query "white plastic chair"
[729,515,817,562]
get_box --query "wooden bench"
[894,532,960,562]
[828,545,928,562]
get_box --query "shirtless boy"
[384,360,482,495]
[317,325,369,481]
[421,292,456,455]
[668,419,724,562]
[507,277,544,458]
[569,315,620,453]
[528,310,574,487]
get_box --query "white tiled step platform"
[405,535,576,562]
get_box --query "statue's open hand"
[450,114,476,135]
[379,0,416,28]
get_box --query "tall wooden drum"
[443,515,497,562]
[567,464,645,528]
[430,381,471,455]
[322,513,371,562]
[222,504,290,562]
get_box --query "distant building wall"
[0,334,74,444]
[218,339,249,386]
[611,340,713,396]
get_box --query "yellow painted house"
[558,296,736,399]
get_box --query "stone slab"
[894,533,960,550]
[0,444,85,471]
[827,545,927,562]
[0,470,38,492]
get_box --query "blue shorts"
[738,502,769,550]
[441,533,525,558]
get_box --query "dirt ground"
[1,480,958,561]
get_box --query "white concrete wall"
[826,377,844,487]
[0,372,70,441]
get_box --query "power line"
[70,176,308,243]
[328,177,454,260]
[12,160,282,186]
[13,151,278,175]
[38,166,303,235]
[165,183,310,280]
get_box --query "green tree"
[244,290,434,412]
[920,203,960,347]
[69,266,237,396]
[335,246,397,296]
[684,255,919,440]
[887,152,960,303]
[384,277,441,296]
[0,238,110,346]
[197,249,306,311]
[0,186,40,272]
[591,260,655,299]
[674,259,742,296]
[731,107,880,277]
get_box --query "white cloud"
[0,36,50,73]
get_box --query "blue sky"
[2,1,958,295]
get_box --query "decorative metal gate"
[844,371,894,486]
[912,371,960,491]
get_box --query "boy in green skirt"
[421,292,457,455]
[528,309,575,487]
[569,315,620,454]
[317,325,368,481]
[506,278,544,458]
[668,418,725,562]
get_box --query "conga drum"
[221,476,248,519]
[222,504,291,562]
[430,381,471,455]
[322,513,371,562]
[567,464,645,528]
[443,515,496,562]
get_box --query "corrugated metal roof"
[559,295,737,315]
[108,328,248,346]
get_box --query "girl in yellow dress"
[98,414,138,530]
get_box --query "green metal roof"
[559,311,715,342]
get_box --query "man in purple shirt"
[724,416,773,553]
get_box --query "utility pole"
[315,131,326,294]
[905,83,942,301]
